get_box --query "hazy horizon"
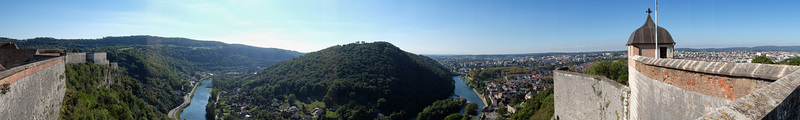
[2,0,799,54]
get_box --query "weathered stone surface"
[65,53,86,63]
[0,57,66,120]
[554,70,629,120]
[630,68,732,120]
[632,56,800,80]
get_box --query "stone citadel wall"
[555,55,800,120]
[554,70,629,120]
[0,57,66,120]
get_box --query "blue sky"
[1,0,799,54]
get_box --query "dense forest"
[209,42,454,119]
[416,98,467,120]
[1,36,301,116]
[61,63,169,119]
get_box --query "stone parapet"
[0,56,66,119]
[0,57,65,84]
[700,68,800,119]
[632,55,800,80]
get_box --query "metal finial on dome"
[646,8,652,14]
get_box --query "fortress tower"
[627,12,675,67]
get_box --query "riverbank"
[461,76,488,108]
[472,88,488,108]
[168,78,209,119]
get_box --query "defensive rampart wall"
[0,57,66,120]
[629,56,800,120]
[554,70,629,120]
[555,55,800,120]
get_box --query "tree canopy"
[752,56,774,64]
[61,63,169,119]
[585,59,628,85]
[221,42,454,119]
[509,87,554,120]
[417,98,466,120]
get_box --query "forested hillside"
[61,63,169,119]
[0,36,302,72]
[1,36,301,116]
[210,42,454,119]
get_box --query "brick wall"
[634,62,770,100]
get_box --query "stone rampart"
[65,53,86,63]
[629,68,732,120]
[67,52,110,65]
[87,52,109,65]
[633,60,771,100]
[700,65,800,119]
[0,57,66,120]
[554,70,629,120]
[629,56,800,119]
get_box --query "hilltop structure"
[626,13,675,60]
[554,12,800,120]
[0,42,115,119]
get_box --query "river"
[180,79,212,120]
[449,76,486,117]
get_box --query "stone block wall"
[554,70,629,120]
[87,53,109,65]
[67,53,110,65]
[0,57,66,120]
[629,68,731,120]
[65,53,86,63]
[629,56,800,120]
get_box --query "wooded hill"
[218,42,454,119]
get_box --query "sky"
[1,0,799,54]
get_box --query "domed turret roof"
[627,15,675,45]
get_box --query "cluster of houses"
[481,73,553,117]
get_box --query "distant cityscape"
[433,49,800,119]
[676,50,800,63]
[437,50,800,74]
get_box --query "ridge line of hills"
[1,35,303,119]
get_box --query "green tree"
[444,113,464,120]
[752,56,774,64]
[498,106,508,116]
[286,94,297,105]
[509,88,554,120]
[461,116,472,120]
[417,98,466,120]
[780,57,800,66]
[465,103,478,116]
[789,59,800,66]
[585,59,628,85]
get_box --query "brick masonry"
[629,68,731,120]
[556,55,800,120]
[634,62,771,100]
[629,56,800,120]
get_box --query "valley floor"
[168,78,204,119]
